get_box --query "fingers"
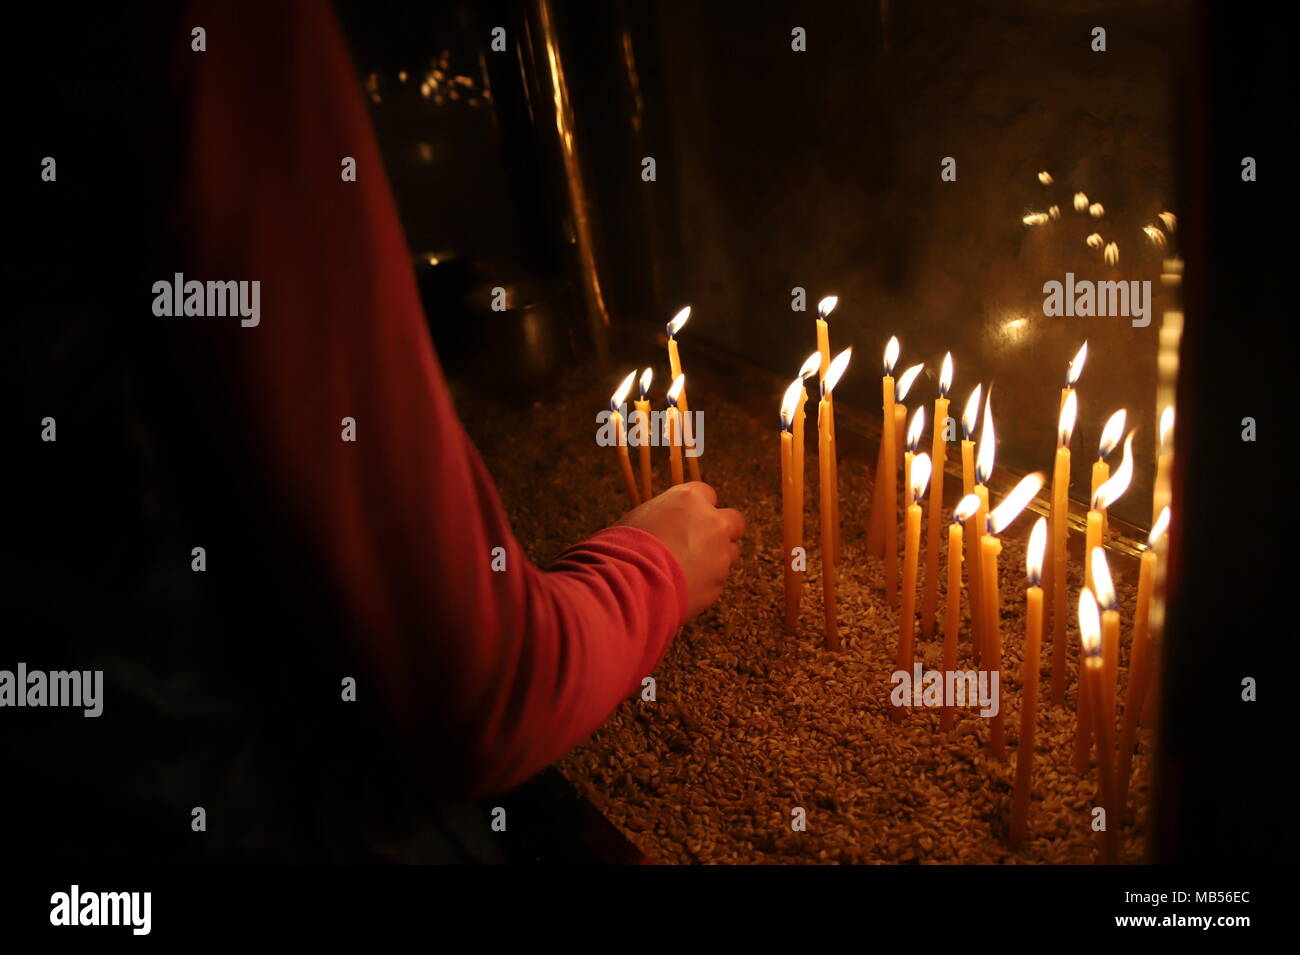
[717,507,746,541]
[728,541,741,564]
[680,481,717,506]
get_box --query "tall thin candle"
[1010,517,1048,846]
[816,298,842,560]
[779,380,804,632]
[961,385,983,659]
[665,307,701,482]
[1079,588,1120,864]
[792,352,821,544]
[666,374,686,487]
[819,348,852,649]
[971,389,997,667]
[942,494,981,732]
[1049,390,1077,705]
[921,353,954,638]
[867,338,901,556]
[634,368,654,502]
[609,372,641,507]
[1091,410,1127,544]
[1091,548,1121,741]
[898,452,932,682]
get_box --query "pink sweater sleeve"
[172,0,687,795]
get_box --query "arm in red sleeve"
[170,0,686,795]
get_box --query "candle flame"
[1143,225,1168,249]
[1058,389,1078,448]
[1073,192,1090,212]
[1158,211,1177,233]
[1049,204,1061,220]
[939,352,953,396]
[1104,241,1119,266]
[1089,202,1105,219]
[1086,232,1104,250]
[1092,431,1135,510]
[639,367,653,397]
[823,347,851,395]
[611,370,636,410]
[798,351,821,380]
[962,383,982,440]
[667,373,685,407]
[1038,170,1054,185]
[896,363,925,403]
[1149,506,1171,546]
[780,378,803,431]
[1078,588,1101,655]
[1159,405,1175,451]
[817,296,838,319]
[910,452,932,505]
[988,471,1045,536]
[666,306,691,338]
[953,493,981,523]
[884,336,900,376]
[1090,547,1117,611]
[1066,341,1088,387]
[1098,409,1127,459]
[976,389,995,485]
[906,405,926,452]
[1027,516,1047,585]
[1023,212,1050,226]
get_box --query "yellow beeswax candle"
[609,372,640,507]
[867,336,900,558]
[921,353,953,637]
[667,374,685,487]
[635,369,654,502]
[819,348,852,649]
[780,379,804,633]
[1079,588,1119,865]
[665,307,701,482]
[943,494,981,733]
[1050,390,1076,705]
[793,352,819,544]
[1093,410,1126,542]
[1010,517,1048,847]
[899,453,931,678]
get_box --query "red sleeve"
[170,0,687,795]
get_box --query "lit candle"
[1050,341,1086,673]
[1049,390,1077,705]
[885,363,925,609]
[780,379,804,633]
[609,371,641,507]
[1153,406,1174,524]
[634,368,654,502]
[903,405,926,535]
[1091,410,1127,544]
[1117,507,1170,822]
[982,471,1047,761]
[921,353,954,638]
[971,390,997,667]
[792,352,821,544]
[819,348,851,649]
[1078,588,1119,864]
[666,374,686,487]
[942,494,982,732]
[1091,547,1121,736]
[1075,431,1133,773]
[816,298,842,560]
[665,307,701,482]
[961,384,983,660]
[867,337,901,558]
[898,451,932,680]
[1010,516,1048,847]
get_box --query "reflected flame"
[988,472,1045,536]
[1093,431,1135,510]
[1066,341,1088,387]
[1023,212,1050,226]
[667,373,685,407]
[1074,192,1090,212]
[1150,506,1171,546]
[1038,170,1054,185]
[1089,202,1105,219]
[1027,517,1047,585]
[1158,211,1177,233]
[896,363,925,402]
[1049,204,1061,220]
[1086,232,1104,250]
[781,379,803,430]
[1159,405,1175,451]
[906,406,926,452]
[884,336,900,376]
[824,347,851,395]
[1144,225,1168,248]
[1098,409,1127,459]
[818,296,838,319]
[798,351,821,380]
[1091,547,1117,610]
[666,306,691,338]
[962,383,983,440]
[1104,241,1119,266]
[1059,389,1078,447]
[976,389,996,484]
[639,367,653,398]
[911,452,932,504]
[939,352,953,396]
[953,493,981,523]
[1078,588,1101,655]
